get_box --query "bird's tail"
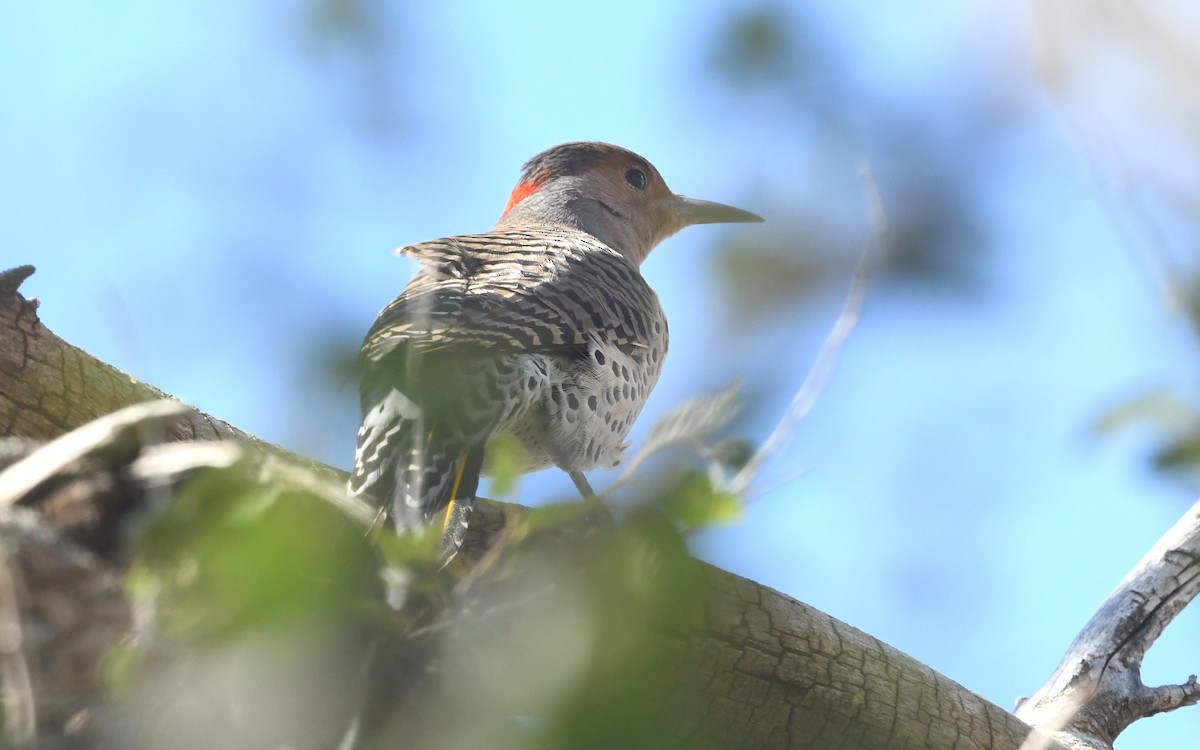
[350,385,482,554]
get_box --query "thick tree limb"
[0,267,227,443]
[0,408,1036,750]
[9,263,1191,749]
[0,266,322,476]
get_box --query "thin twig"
[727,162,883,496]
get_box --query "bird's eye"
[624,168,648,190]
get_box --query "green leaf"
[1154,435,1200,474]
[130,462,376,643]
[659,471,742,530]
[486,430,528,497]
[521,500,603,534]
[1091,388,1198,436]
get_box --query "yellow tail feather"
[442,456,470,532]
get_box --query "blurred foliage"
[1093,388,1200,484]
[110,460,381,749]
[131,462,378,642]
[483,430,529,498]
[658,471,742,530]
[407,507,719,750]
[705,4,990,326]
[707,1,1200,494]
[1153,435,1200,476]
[1037,0,1200,487]
[536,511,713,750]
[1092,389,1195,440]
[300,0,404,133]
[711,5,818,94]
[100,451,740,749]
[307,0,378,43]
[712,220,845,323]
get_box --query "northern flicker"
[349,142,761,549]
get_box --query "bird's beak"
[665,195,764,227]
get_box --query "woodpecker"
[349,142,761,550]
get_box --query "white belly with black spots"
[499,327,668,474]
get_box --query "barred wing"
[360,226,661,363]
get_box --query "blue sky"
[4,2,1199,746]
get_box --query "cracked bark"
[8,263,1182,749]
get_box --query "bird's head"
[496,142,762,266]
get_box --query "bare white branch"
[1016,498,1200,748]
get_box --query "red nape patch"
[500,168,550,218]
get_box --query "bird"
[349,141,761,553]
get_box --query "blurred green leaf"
[111,450,746,748]
[526,508,716,750]
[710,5,808,88]
[373,518,440,566]
[521,500,603,534]
[1091,387,1198,436]
[1092,387,1200,477]
[131,462,376,643]
[659,471,742,530]
[1154,435,1200,473]
[487,430,528,497]
[714,230,838,322]
[382,501,717,750]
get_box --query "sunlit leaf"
[659,471,742,530]
[486,430,528,497]
[131,462,375,643]
[521,500,604,534]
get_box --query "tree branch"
[14,263,1187,749]
[0,266,327,478]
[1015,499,1200,749]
